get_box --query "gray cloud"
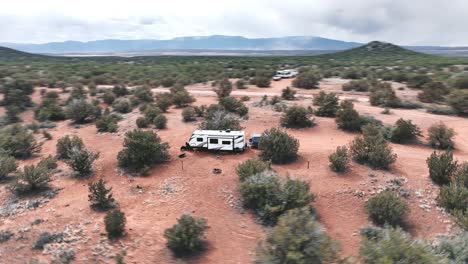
[1,0,468,46]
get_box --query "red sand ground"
[0,79,466,263]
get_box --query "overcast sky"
[1,0,467,46]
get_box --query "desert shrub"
[0,124,41,158]
[259,128,299,164]
[170,86,195,108]
[65,99,101,123]
[342,79,370,92]
[199,110,241,131]
[313,91,339,117]
[427,151,458,185]
[35,92,65,122]
[213,78,232,98]
[155,94,173,112]
[42,130,52,140]
[68,84,87,102]
[417,82,449,103]
[293,71,320,89]
[256,207,338,264]
[161,78,175,87]
[437,232,468,263]
[239,171,314,224]
[336,100,362,131]
[219,97,249,116]
[236,79,247,89]
[105,209,126,238]
[329,146,349,172]
[102,92,116,105]
[447,89,468,116]
[65,148,100,177]
[369,81,401,107]
[96,112,118,133]
[1,79,34,110]
[454,162,468,188]
[426,106,456,116]
[280,105,314,128]
[112,99,132,114]
[236,158,269,182]
[437,183,468,211]
[164,214,208,256]
[37,155,57,170]
[153,114,167,129]
[0,154,17,179]
[33,232,64,250]
[365,191,408,227]
[390,118,421,144]
[360,227,441,264]
[252,76,271,88]
[428,122,455,150]
[408,75,432,88]
[0,230,13,243]
[88,179,115,210]
[117,130,170,173]
[133,86,153,103]
[56,135,84,160]
[453,76,468,89]
[112,85,128,97]
[350,124,397,169]
[181,107,196,122]
[142,104,162,122]
[281,87,296,100]
[240,95,250,102]
[9,164,51,194]
[136,117,149,128]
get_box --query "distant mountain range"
[1,35,468,57]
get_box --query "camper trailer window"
[196,138,203,142]
[222,140,231,145]
[209,138,218,144]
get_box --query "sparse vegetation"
[390,118,421,144]
[9,164,51,194]
[427,151,458,185]
[365,191,409,227]
[88,179,115,210]
[65,148,100,177]
[164,214,208,256]
[0,124,41,158]
[96,111,118,132]
[447,89,468,116]
[236,157,269,181]
[281,87,296,100]
[280,105,314,128]
[256,207,338,263]
[181,107,196,122]
[335,100,362,131]
[313,91,339,117]
[65,99,101,123]
[258,128,299,164]
[342,79,370,92]
[292,71,320,89]
[0,154,17,179]
[213,78,232,98]
[428,122,455,150]
[199,109,241,130]
[329,146,349,172]
[105,209,126,238]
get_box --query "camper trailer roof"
[192,130,245,136]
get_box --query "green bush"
[199,110,241,130]
[426,151,458,185]
[454,162,468,188]
[256,207,338,264]
[164,214,208,256]
[1,80,34,111]
[132,86,153,103]
[112,99,132,114]
[236,158,269,181]
[365,191,408,227]
[155,94,173,112]
[96,111,118,132]
[213,78,232,98]
[170,86,195,108]
[239,171,314,224]
[236,79,247,89]
[259,128,299,164]
[112,85,129,97]
[153,114,167,129]
[65,99,101,123]
[292,71,320,89]
[350,124,397,169]
[390,118,421,144]
[280,105,314,128]
[428,122,455,150]
[56,135,84,160]
[0,154,17,179]
[219,97,249,117]
[417,82,449,103]
[35,92,65,122]
[447,89,468,116]
[88,179,115,210]
[68,84,87,102]
[9,164,51,194]
[281,87,296,100]
[182,107,196,122]
[336,100,362,131]
[408,75,431,88]
[136,117,149,128]
[65,148,100,177]
[329,146,349,172]
[105,209,126,238]
[453,76,468,89]
[342,79,370,92]
[102,92,116,105]
[369,81,401,107]
[360,227,441,264]
[33,232,64,250]
[252,76,271,88]
[437,183,468,211]
[37,155,57,170]
[313,91,339,117]
[437,232,468,263]
[0,124,41,158]
[142,104,162,122]
[117,130,170,173]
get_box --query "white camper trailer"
[182,130,247,152]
